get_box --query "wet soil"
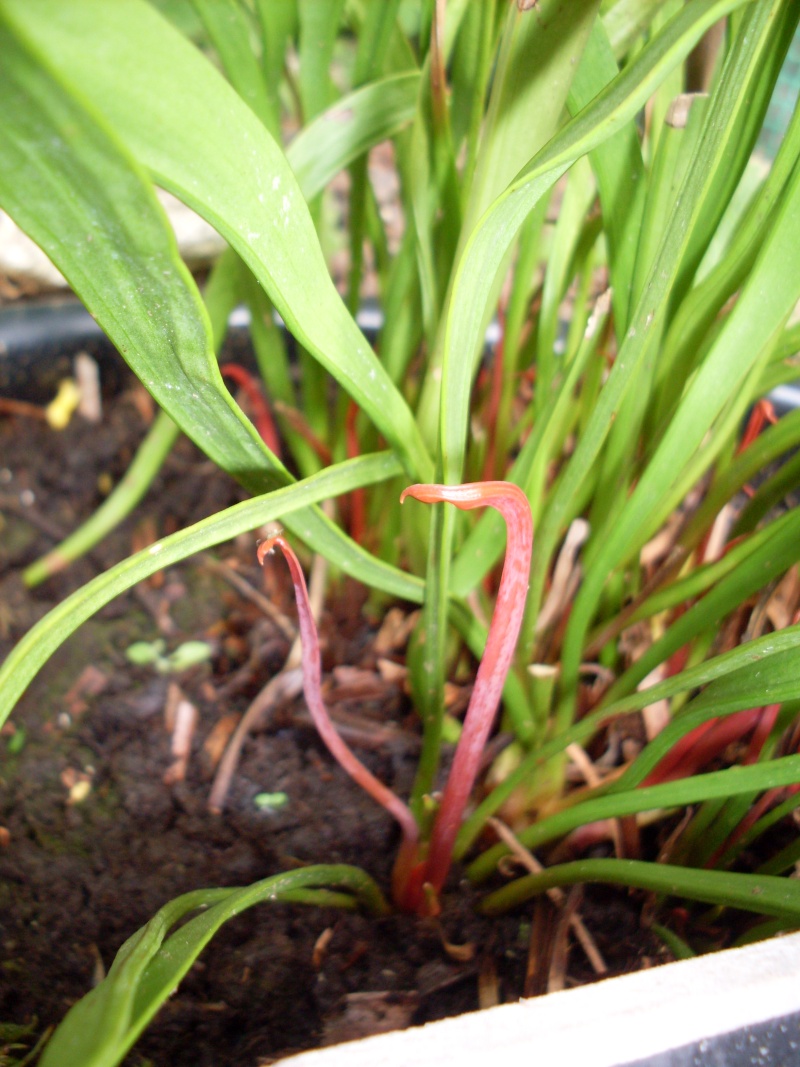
[0,380,663,1066]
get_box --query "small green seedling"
[6,727,25,755]
[125,639,212,675]
[254,792,289,812]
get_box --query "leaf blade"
[0,453,414,730]
[5,0,432,480]
[480,857,800,919]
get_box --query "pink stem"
[737,398,778,498]
[744,703,781,764]
[736,398,778,455]
[258,536,418,853]
[400,482,533,909]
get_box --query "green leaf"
[20,59,425,585]
[630,93,709,312]
[674,2,798,296]
[604,506,800,704]
[3,0,432,482]
[652,84,800,427]
[417,0,601,444]
[470,754,800,884]
[602,0,673,57]
[678,406,800,553]
[614,645,800,790]
[125,641,165,667]
[437,0,748,496]
[0,10,365,593]
[253,0,297,137]
[352,0,406,86]
[449,0,498,192]
[23,411,180,587]
[0,2,438,611]
[535,154,596,392]
[480,857,800,919]
[734,448,800,536]
[0,12,278,496]
[190,0,277,133]
[449,285,606,597]
[463,0,600,234]
[297,0,345,120]
[166,640,213,671]
[557,0,800,700]
[651,922,696,959]
[457,626,800,860]
[288,71,420,201]
[567,17,645,336]
[39,866,387,1067]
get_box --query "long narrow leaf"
[438,0,747,487]
[22,410,180,586]
[567,16,645,335]
[190,0,277,133]
[40,866,387,1067]
[604,506,800,703]
[0,7,432,599]
[0,453,413,729]
[20,65,424,582]
[0,13,277,495]
[456,626,800,859]
[462,0,600,233]
[469,755,800,883]
[3,0,433,482]
[557,0,800,693]
[479,858,800,919]
[288,71,420,201]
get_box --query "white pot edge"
[276,930,800,1067]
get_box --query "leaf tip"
[256,534,283,566]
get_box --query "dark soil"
[0,379,664,1066]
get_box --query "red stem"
[220,363,281,456]
[398,482,533,911]
[642,709,763,787]
[258,482,532,916]
[257,536,418,854]
[744,703,781,765]
[272,401,333,465]
[736,398,777,455]
[737,398,778,498]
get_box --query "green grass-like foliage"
[38,867,387,1067]
[2,0,800,1059]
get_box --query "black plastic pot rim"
[0,297,385,402]
[2,297,798,419]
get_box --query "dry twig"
[201,553,296,641]
[488,817,607,977]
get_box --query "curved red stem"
[257,536,418,854]
[398,482,533,912]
